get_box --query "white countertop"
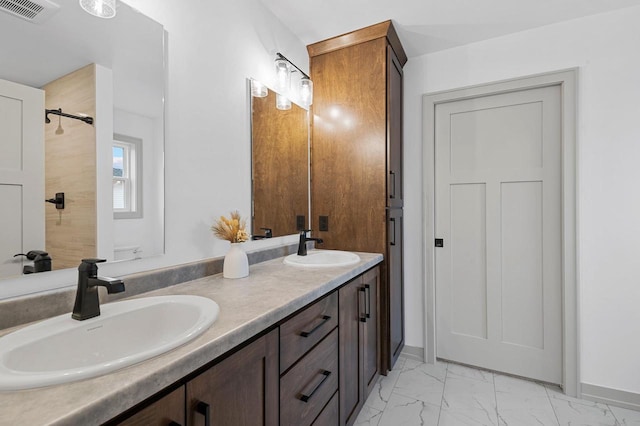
[0,251,383,425]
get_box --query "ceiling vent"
[0,0,60,24]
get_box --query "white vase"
[223,243,249,278]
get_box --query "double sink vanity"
[0,245,383,425]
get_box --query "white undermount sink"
[0,295,219,391]
[284,250,360,268]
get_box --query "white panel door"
[0,79,45,278]
[435,85,562,384]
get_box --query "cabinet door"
[387,45,404,208]
[362,267,380,399]
[116,386,185,426]
[339,277,365,426]
[187,329,278,426]
[388,208,405,369]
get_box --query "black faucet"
[297,230,323,256]
[251,227,273,240]
[72,259,125,321]
[13,250,52,274]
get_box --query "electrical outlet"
[319,216,329,232]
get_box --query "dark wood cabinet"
[362,267,381,398]
[339,267,380,426]
[280,329,339,426]
[339,277,364,426]
[387,208,404,367]
[186,329,279,426]
[279,292,338,374]
[110,266,381,426]
[280,293,339,426]
[387,45,404,209]
[115,386,185,426]
[308,21,406,374]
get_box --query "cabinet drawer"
[312,391,339,426]
[280,291,338,373]
[281,328,338,426]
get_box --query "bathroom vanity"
[0,249,383,426]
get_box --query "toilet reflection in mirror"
[0,0,165,280]
[249,79,310,238]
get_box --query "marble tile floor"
[355,356,640,426]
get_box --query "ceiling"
[0,0,164,116]
[260,0,640,57]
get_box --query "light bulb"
[275,59,291,94]
[300,78,313,107]
[251,80,268,98]
[276,93,291,111]
[79,0,116,19]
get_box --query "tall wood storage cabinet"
[308,21,406,373]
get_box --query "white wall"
[113,108,164,258]
[403,6,640,394]
[122,0,308,265]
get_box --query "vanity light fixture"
[275,52,313,108]
[79,0,116,19]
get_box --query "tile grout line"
[436,361,449,426]
[493,372,501,425]
[607,404,622,426]
[544,384,563,426]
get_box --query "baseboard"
[581,383,640,411]
[401,345,424,362]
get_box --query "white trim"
[581,383,640,411]
[421,69,579,397]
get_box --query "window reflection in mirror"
[250,79,310,238]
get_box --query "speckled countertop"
[0,251,382,426]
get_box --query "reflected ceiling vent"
[0,0,60,24]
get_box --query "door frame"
[422,69,579,396]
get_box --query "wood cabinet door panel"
[362,267,380,398]
[388,209,405,368]
[116,386,184,426]
[187,329,278,426]
[387,46,404,208]
[339,277,365,425]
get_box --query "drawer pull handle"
[390,170,396,199]
[300,315,331,337]
[196,401,211,426]
[168,422,182,426]
[359,287,367,323]
[300,370,331,403]
[365,284,371,319]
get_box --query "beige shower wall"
[44,64,97,270]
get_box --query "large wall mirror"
[249,79,309,238]
[0,0,165,280]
